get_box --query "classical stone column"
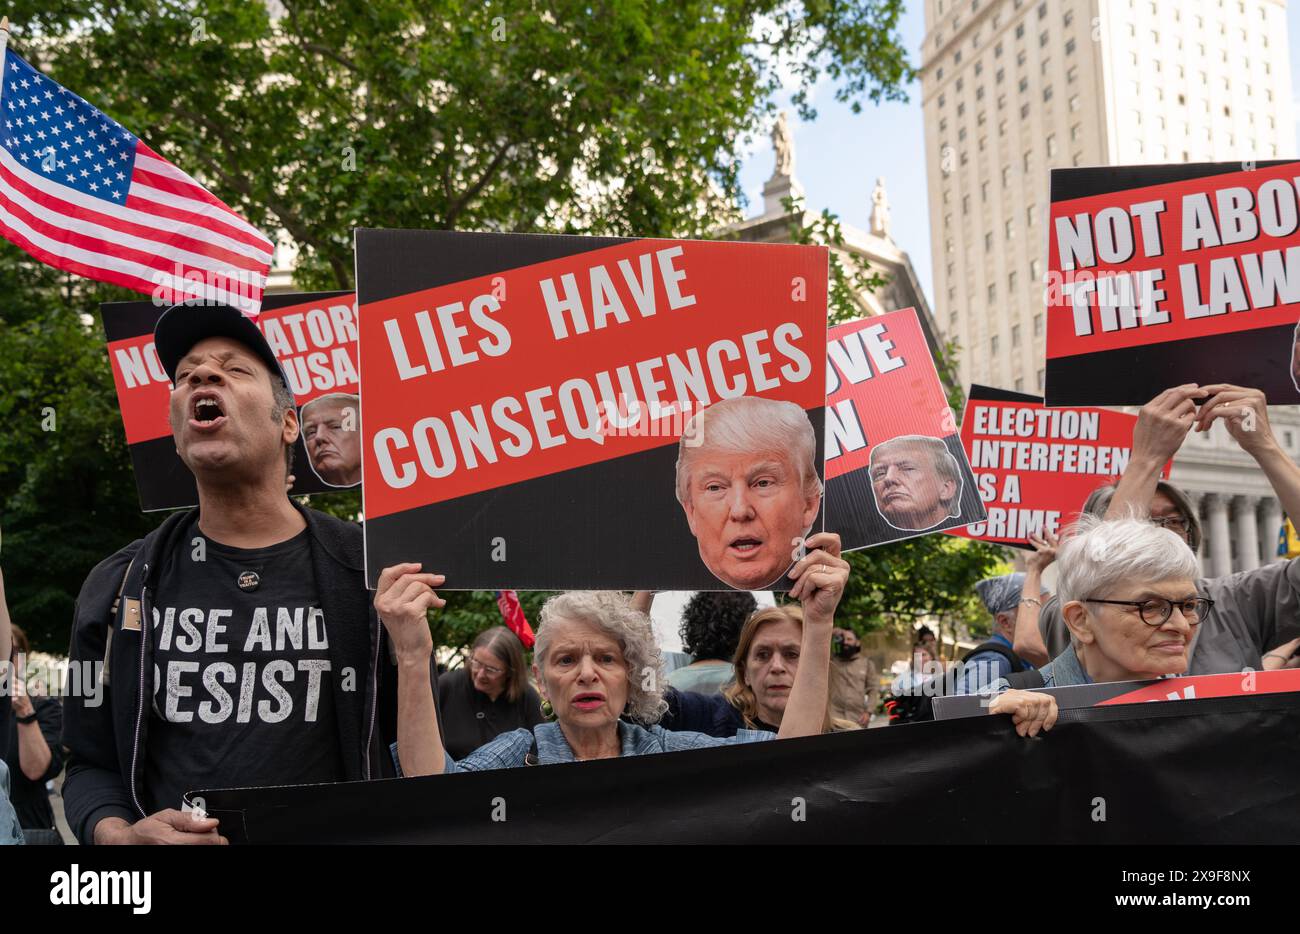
[1261,497,1284,563]
[1205,494,1232,578]
[1233,496,1260,573]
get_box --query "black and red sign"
[824,309,984,551]
[947,385,1171,548]
[932,668,1300,719]
[1045,160,1300,405]
[103,291,358,511]
[356,229,829,591]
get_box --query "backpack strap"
[1004,668,1047,690]
[963,640,1029,673]
[100,554,139,689]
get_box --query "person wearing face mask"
[377,534,850,773]
[1015,385,1300,675]
[828,627,878,727]
[436,627,544,760]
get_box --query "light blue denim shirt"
[393,719,775,774]
[0,760,24,846]
[981,643,1094,695]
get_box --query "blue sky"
[738,1,1300,310]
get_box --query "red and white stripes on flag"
[0,44,273,313]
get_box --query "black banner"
[190,690,1300,843]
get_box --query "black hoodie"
[61,503,408,845]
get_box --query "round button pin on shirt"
[237,571,260,592]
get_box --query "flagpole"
[0,17,9,106]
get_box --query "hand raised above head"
[1132,384,1203,464]
[787,532,849,623]
[374,563,446,661]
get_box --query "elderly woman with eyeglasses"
[1005,515,1213,695]
[435,626,546,761]
[375,533,850,774]
[1016,384,1300,674]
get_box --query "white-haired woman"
[373,533,849,774]
[1000,515,1212,694]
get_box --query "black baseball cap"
[154,302,289,388]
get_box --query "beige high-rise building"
[922,0,1293,393]
[922,0,1299,576]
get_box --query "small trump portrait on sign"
[675,396,823,590]
[301,392,362,488]
[869,434,963,532]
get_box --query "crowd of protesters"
[2,303,1300,843]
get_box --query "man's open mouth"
[189,392,227,430]
[728,537,763,555]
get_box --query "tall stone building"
[921,0,1299,573]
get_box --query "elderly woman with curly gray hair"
[374,532,850,774]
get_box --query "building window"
[1019,76,1029,93]
[1015,377,1025,391]
[1067,65,1078,83]
[1005,219,1014,239]
[1009,271,1018,290]
[1002,165,1011,187]
[962,194,970,214]
[1039,30,1049,47]
[937,67,945,81]
[976,86,985,100]
[1017,49,1027,66]
[1041,57,1051,75]
[1033,312,1043,336]
[998,94,1006,110]
[1023,150,1032,171]
[958,102,966,116]
[1027,202,1037,225]
[996,67,1005,84]
[940,118,948,133]
[1071,122,1081,141]
[1012,324,1021,347]
[1069,95,1081,111]
[995,42,1003,57]
[985,231,993,251]
[940,93,946,108]
[959,127,968,141]
[988,283,997,302]
[981,181,989,202]
[1016,23,1025,38]
[1030,259,1041,279]
[961,149,969,165]
[1037,368,1044,390]
[975,62,983,76]
[1066,37,1076,54]
[955,50,963,64]
[1037,2,1047,18]
[1063,9,1073,26]
[957,77,964,92]
[978,110,987,125]
[1021,103,1030,119]
[1043,85,1053,101]
[998,119,1007,136]
[991,335,1000,354]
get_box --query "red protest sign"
[824,308,985,551]
[103,292,358,510]
[1045,160,1300,405]
[357,229,829,591]
[947,385,1171,547]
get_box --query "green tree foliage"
[0,0,913,652]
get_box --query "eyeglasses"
[1083,596,1214,626]
[1149,516,1190,534]
[468,658,506,677]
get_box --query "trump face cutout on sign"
[301,392,362,488]
[869,434,962,532]
[675,396,823,590]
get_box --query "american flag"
[0,47,273,313]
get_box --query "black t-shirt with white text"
[144,523,343,813]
